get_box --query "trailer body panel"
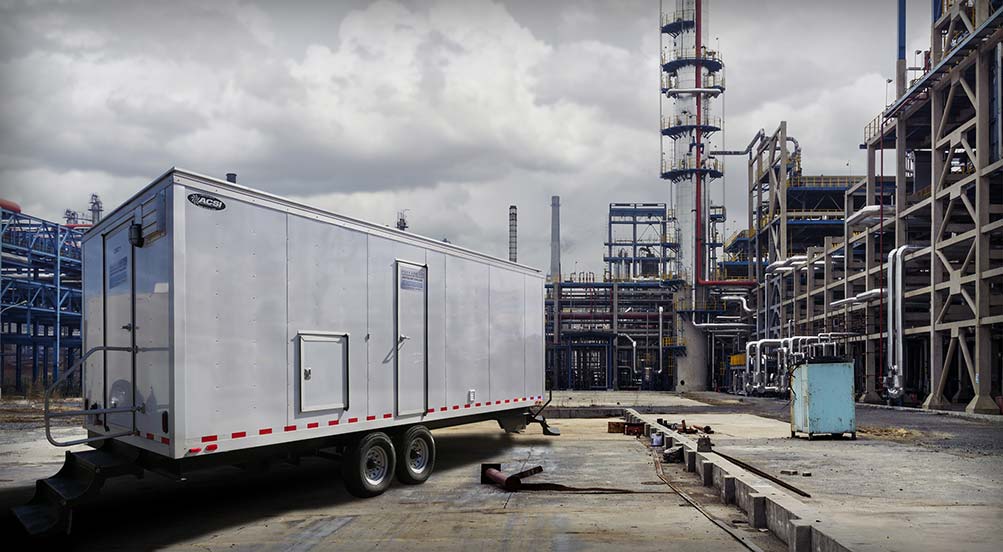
[81,169,544,460]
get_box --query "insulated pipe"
[887,245,917,399]
[746,338,784,393]
[619,334,638,375]
[786,136,801,156]
[711,128,765,156]
[855,288,887,302]
[657,306,664,375]
[721,295,753,313]
[743,341,758,394]
[886,247,899,395]
[893,246,912,398]
[758,341,783,392]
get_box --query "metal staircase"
[12,444,143,535]
[12,345,145,535]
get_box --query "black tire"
[394,426,436,485]
[342,432,396,498]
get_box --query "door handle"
[304,367,312,381]
[398,335,411,342]
[121,324,134,331]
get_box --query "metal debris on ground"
[480,463,543,491]
[780,469,799,476]
[658,418,713,434]
[479,463,639,494]
[663,446,685,463]
[608,421,626,433]
[624,422,645,436]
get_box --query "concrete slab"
[657,413,792,440]
[641,409,1003,552]
[548,391,708,408]
[0,417,784,550]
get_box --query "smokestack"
[508,205,517,263]
[896,0,906,98]
[226,173,237,183]
[550,196,561,283]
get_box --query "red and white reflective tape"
[186,393,548,454]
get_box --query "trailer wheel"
[343,432,396,498]
[394,426,435,485]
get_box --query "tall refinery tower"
[660,0,754,390]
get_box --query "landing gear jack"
[528,389,560,436]
[527,413,561,436]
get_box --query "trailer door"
[103,220,135,431]
[395,261,427,417]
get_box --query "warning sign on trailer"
[400,267,425,291]
[109,256,129,289]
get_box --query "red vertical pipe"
[695,0,703,285]
[692,1,754,288]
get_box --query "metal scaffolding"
[1,207,84,393]
[545,203,685,391]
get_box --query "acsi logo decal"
[188,193,226,211]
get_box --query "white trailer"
[16,168,555,535]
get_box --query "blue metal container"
[790,360,856,440]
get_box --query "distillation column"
[660,0,727,391]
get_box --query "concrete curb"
[544,405,684,418]
[625,409,853,552]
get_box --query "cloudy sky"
[0,0,933,273]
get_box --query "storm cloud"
[0,0,932,273]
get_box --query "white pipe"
[619,334,638,375]
[657,306,664,375]
[855,288,887,302]
[722,295,754,313]
[886,247,899,396]
[887,245,917,400]
[747,338,784,393]
[894,246,908,398]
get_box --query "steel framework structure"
[546,203,686,391]
[721,2,1002,413]
[1,207,83,392]
[605,203,678,280]
[881,1,1003,413]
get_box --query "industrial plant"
[546,0,1003,417]
[0,0,1001,550]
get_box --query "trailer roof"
[89,167,542,276]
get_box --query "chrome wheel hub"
[364,446,389,486]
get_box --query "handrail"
[45,345,140,447]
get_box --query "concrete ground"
[0,405,784,551]
[3,393,1001,550]
[545,391,706,408]
[635,392,1003,552]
